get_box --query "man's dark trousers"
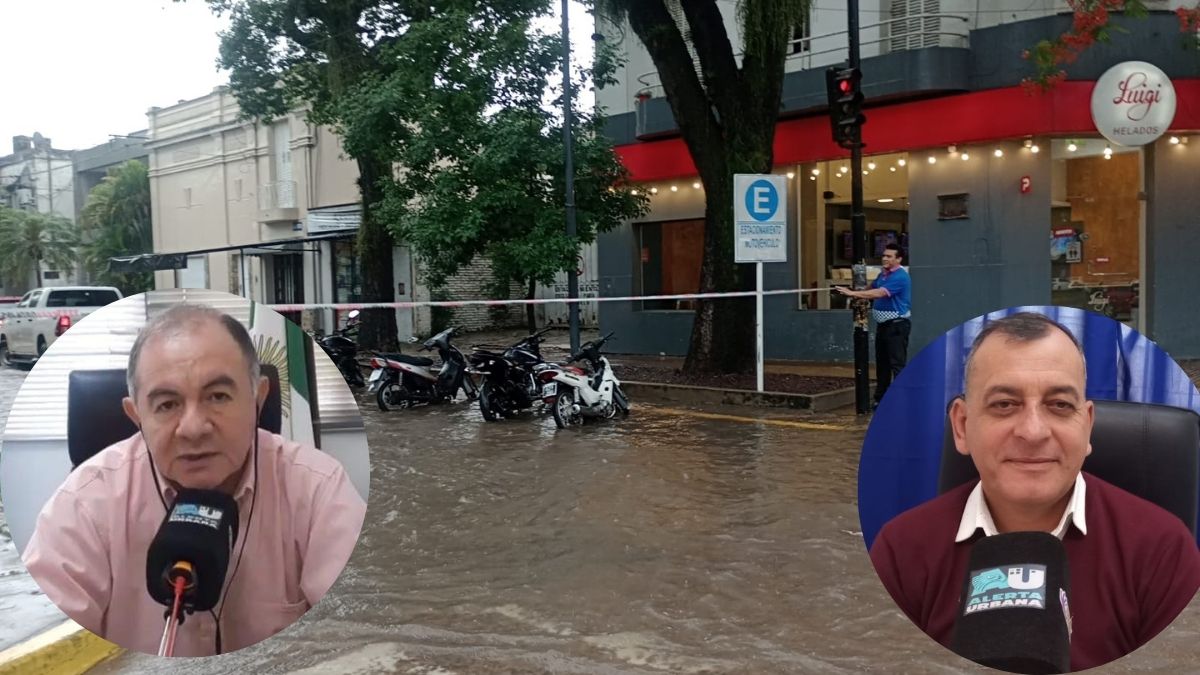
[874,318,910,403]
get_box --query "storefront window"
[332,238,362,327]
[1049,139,1141,327]
[639,219,703,311]
[801,154,909,310]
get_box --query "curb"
[0,620,121,675]
[622,381,860,412]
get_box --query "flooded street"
[0,374,1182,673]
[0,365,70,652]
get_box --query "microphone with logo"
[950,532,1072,674]
[145,489,239,656]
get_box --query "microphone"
[950,532,1072,674]
[146,489,240,614]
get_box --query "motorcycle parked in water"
[367,326,477,411]
[469,327,557,422]
[543,332,629,428]
[312,309,364,388]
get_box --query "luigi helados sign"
[1091,60,1176,147]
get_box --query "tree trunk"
[35,254,43,288]
[525,277,537,334]
[682,167,757,373]
[355,155,399,351]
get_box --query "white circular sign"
[1091,61,1176,147]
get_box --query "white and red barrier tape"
[265,286,833,313]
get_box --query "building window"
[332,238,362,304]
[889,0,941,51]
[791,10,811,54]
[176,254,207,289]
[639,219,703,311]
[43,270,60,280]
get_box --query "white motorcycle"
[545,332,630,429]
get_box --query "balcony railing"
[258,180,297,211]
[634,13,971,98]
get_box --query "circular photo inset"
[0,289,369,657]
[858,306,1200,673]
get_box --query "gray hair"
[127,303,260,399]
[964,312,1087,395]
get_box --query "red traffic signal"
[825,67,865,150]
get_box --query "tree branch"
[677,0,741,118]
[624,1,724,177]
[736,0,796,141]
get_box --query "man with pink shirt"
[21,303,367,657]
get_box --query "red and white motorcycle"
[540,332,629,429]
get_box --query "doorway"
[1050,139,1142,330]
[271,253,305,326]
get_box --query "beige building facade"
[146,86,424,336]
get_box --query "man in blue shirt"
[835,243,912,407]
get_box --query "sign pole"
[734,173,787,394]
[756,261,764,392]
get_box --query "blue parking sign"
[733,174,788,263]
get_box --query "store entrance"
[1050,140,1142,329]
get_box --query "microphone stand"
[157,569,191,656]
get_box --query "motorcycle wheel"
[343,359,365,388]
[552,390,583,429]
[479,385,499,422]
[461,374,479,401]
[614,386,631,416]
[377,380,411,412]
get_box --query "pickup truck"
[0,286,123,366]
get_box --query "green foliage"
[429,286,454,334]
[350,9,647,298]
[79,160,154,295]
[0,207,79,289]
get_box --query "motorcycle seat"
[381,353,434,367]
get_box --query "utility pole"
[561,0,581,353]
[826,1,870,414]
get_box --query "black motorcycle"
[369,326,478,411]
[469,327,557,421]
[312,309,364,388]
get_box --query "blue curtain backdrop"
[858,306,1200,550]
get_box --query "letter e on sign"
[1020,176,1032,194]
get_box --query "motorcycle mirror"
[348,309,361,320]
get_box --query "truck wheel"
[0,339,9,367]
[36,336,47,357]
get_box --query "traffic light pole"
[847,0,871,415]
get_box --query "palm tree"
[0,206,79,289]
[79,160,153,295]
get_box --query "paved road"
[94,391,1200,674]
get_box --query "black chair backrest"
[939,399,1200,537]
[68,364,281,469]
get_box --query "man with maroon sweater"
[870,313,1200,671]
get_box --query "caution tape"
[266,286,834,313]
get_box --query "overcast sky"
[0,0,594,155]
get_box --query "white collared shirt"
[955,473,1088,542]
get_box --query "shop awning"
[109,253,188,272]
[107,232,357,272]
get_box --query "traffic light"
[826,67,865,149]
